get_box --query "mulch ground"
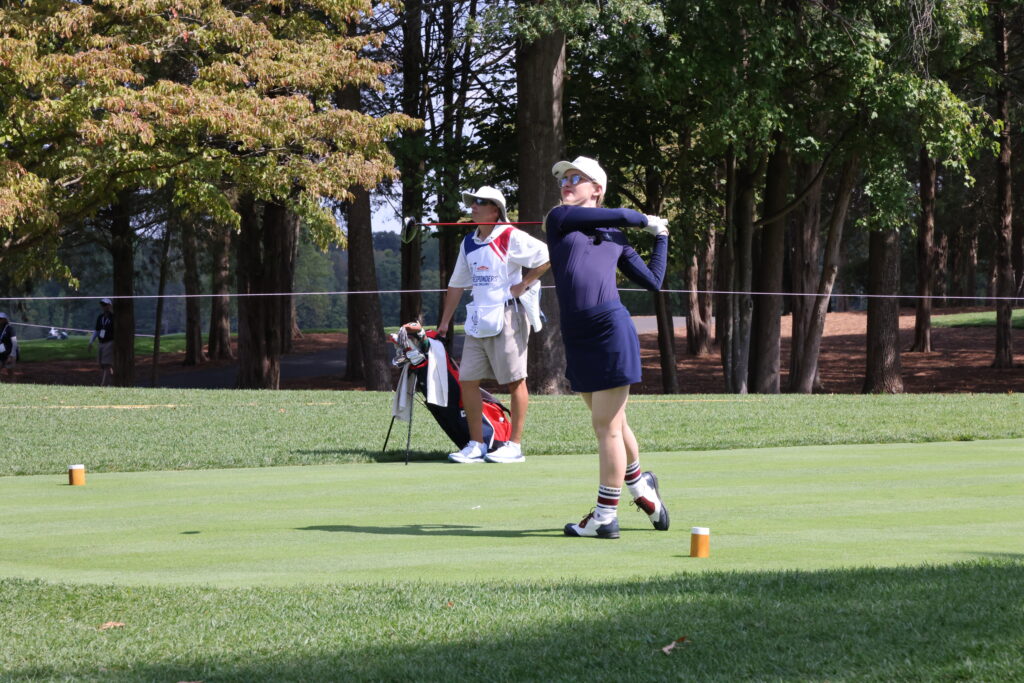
[11,310,1024,393]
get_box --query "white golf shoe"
[632,471,670,531]
[563,511,620,539]
[448,440,486,463]
[484,441,525,463]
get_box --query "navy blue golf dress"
[545,205,668,392]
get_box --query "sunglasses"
[559,173,592,188]
[472,198,494,206]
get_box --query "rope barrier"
[0,288,1019,302]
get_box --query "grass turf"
[3,387,1024,680]
[16,334,188,362]
[933,309,1024,328]
[2,385,1023,476]
[2,560,1022,681]
[1,441,1021,586]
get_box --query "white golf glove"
[644,215,669,237]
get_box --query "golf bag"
[387,324,511,455]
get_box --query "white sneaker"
[448,441,486,463]
[484,442,525,463]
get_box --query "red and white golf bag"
[389,323,511,453]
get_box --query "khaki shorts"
[460,305,529,385]
[98,342,114,367]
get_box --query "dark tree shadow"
[297,523,557,538]
[7,560,1023,681]
[290,448,447,464]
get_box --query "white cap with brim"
[100,298,112,305]
[0,312,7,319]
[461,186,508,224]
[552,156,608,193]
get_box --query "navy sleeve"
[617,234,668,291]
[547,205,647,234]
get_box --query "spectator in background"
[88,298,115,386]
[0,312,18,383]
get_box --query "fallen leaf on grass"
[661,636,688,655]
[98,622,125,630]
[444,601,455,608]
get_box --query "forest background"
[1,0,1022,394]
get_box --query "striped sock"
[624,461,642,487]
[595,485,621,522]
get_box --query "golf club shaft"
[406,221,542,227]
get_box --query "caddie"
[437,186,550,464]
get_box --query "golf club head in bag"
[389,321,428,367]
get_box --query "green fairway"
[2,440,1021,587]
[4,385,1024,476]
[4,387,1024,680]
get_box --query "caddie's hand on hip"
[509,282,528,299]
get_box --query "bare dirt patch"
[638,309,1023,394]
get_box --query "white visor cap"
[552,156,608,194]
[461,186,508,224]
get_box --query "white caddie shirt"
[448,224,549,306]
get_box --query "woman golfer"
[545,156,670,539]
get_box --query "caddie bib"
[462,225,516,338]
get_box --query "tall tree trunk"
[207,225,234,359]
[151,226,173,387]
[910,147,936,352]
[750,137,789,393]
[992,2,1015,368]
[110,194,136,387]
[935,231,949,307]
[682,137,715,357]
[400,0,425,324]
[517,17,568,394]
[434,0,474,306]
[788,161,823,392]
[180,215,207,365]
[278,209,300,355]
[863,227,904,393]
[641,162,676,394]
[344,297,364,382]
[653,291,678,393]
[718,152,736,385]
[685,231,714,355]
[336,31,390,390]
[949,217,978,301]
[790,156,859,393]
[347,187,391,390]
[725,153,759,394]
[235,195,283,389]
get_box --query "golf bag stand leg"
[404,392,414,465]
[382,416,397,454]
